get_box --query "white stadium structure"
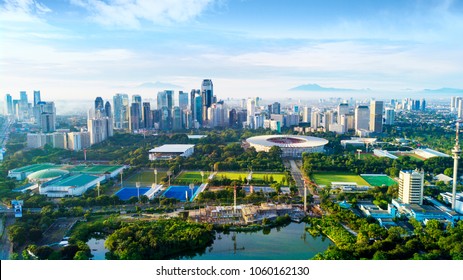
[246,135,328,158]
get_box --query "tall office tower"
[113,93,129,130]
[340,113,355,131]
[398,170,424,205]
[458,99,463,119]
[420,98,426,111]
[324,110,336,131]
[104,101,112,118]
[19,91,29,121]
[201,79,213,123]
[5,94,13,116]
[20,91,27,103]
[302,106,312,123]
[310,111,321,129]
[246,98,256,128]
[33,90,41,106]
[337,103,349,121]
[241,99,246,109]
[209,102,227,128]
[271,102,281,114]
[95,97,104,111]
[160,106,171,131]
[13,100,19,119]
[179,91,189,110]
[190,89,199,114]
[39,102,56,133]
[165,90,173,110]
[451,97,457,112]
[255,97,261,107]
[229,109,237,127]
[355,105,370,131]
[172,106,182,130]
[132,95,142,126]
[88,107,113,145]
[385,108,395,125]
[129,103,140,132]
[142,102,152,129]
[194,95,202,125]
[369,100,383,133]
[157,91,167,109]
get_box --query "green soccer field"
[360,175,397,187]
[174,171,205,183]
[125,169,167,186]
[312,172,371,186]
[217,172,286,183]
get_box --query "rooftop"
[67,165,123,174]
[27,169,69,180]
[47,174,99,187]
[149,144,195,153]
[10,163,57,173]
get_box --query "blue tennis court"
[163,185,199,202]
[115,187,151,201]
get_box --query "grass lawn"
[217,172,286,182]
[126,169,167,186]
[361,175,397,187]
[174,171,205,183]
[397,152,425,162]
[312,172,371,186]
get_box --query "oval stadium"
[246,135,328,158]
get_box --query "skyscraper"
[385,108,395,125]
[38,102,56,133]
[179,91,188,110]
[165,90,173,110]
[302,106,311,123]
[129,103,141,132]
[190,89,199,117]
[201,79,213,123]
[172,106,182,130]
[337,103,349,120]
[33,90,41,106]
[246,98,256,128]
[88,106,113,145]
[5,94,13,116]
[398,170,424,205]
[113,93,129,129]
[369,100,383,133]
[142,102,152,129]
[95,97,104,111]
[104,101,112,118]
[157,91,167,109]
[194,95,202,125]
[355,105,369,131]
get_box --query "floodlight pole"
[154,168,158,185]
[136,182,140,202]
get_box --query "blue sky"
[1,0,463,101]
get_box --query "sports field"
[174,171,205,184]
[163,185,200,202]
[115,187,151,201]
[217,172,286,182]
[312,172,371,186]
[360,175,397,187]
[125,169,167,187]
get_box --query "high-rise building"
[129,103,140,132]
[157,91,166,110]
[104,101,112,118]
[271,102,281,114]
[35,101,56,132]
[369,100,383,133]
[172,106,182,130]
[33,90,41,106]
[337,103,349,121]
[142,102,152,129]
[179,91,189,110]
[132,95,142,126]
[420,98,426,111]
[398,170,424,205]
[165,90,173,110]
[302,107,311,123]
[201,79,213,123]
[385,108,395,125]
[95,97,104,112]
[88,104,113,145]
[246,98,256,128]
[355,105,369,131]
[67,132,82,151]
[5,94,13,116]
[310,111,321,129]
[20,91,27,103]
[113,93,129,130]
[229,109,237,127]
[194,95,202,125]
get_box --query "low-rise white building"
[149,144,195,160]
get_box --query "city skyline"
[1,0,463,100]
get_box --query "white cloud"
[70,0,216,28]
[0,0,51,21]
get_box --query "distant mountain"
[422,87,463,94]
[289,83,367,92]
[136,81,181,89]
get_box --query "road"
[0,216,14,260]
[286,160,305,196]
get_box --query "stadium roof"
[149,144,195,153]
[10,163,57,173]
[48,174,99,187]
[68,165,124,174]
[246,135,328,148]
[27,169,69,180]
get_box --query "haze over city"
[1,0,463,101]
